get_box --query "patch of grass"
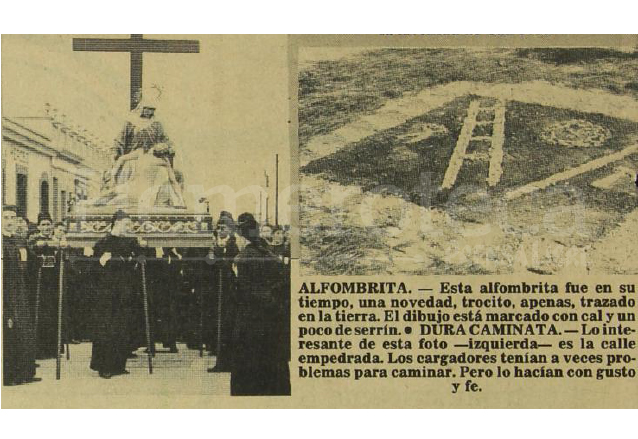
[563,156,638,215]
[299,48,638,148]
[302,94,638,219]
[300,223,389,275]
[471,123,493,137]
[476,109,495,122]
[515,48,638,65]
[302,95,472,204]
[499,101,638,190]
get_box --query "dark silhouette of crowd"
[3,206,290,396]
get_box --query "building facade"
[2,105,112,224]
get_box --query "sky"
[1,35,291,222]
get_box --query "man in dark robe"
[147,247,181,353]
[270,226,289,260]
[49,221,83,345]
[90,210,144,378]
[3,206,40,386]
[28,212,64,360]
[182,245,213,350]
[172,248,192,344]
[229,213,290,396]
[207,212,239,372]
[269,226,291,367]
[260,223,273,245]
[66,245,94,343]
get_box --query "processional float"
[47,34,218,380]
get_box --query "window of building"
[53,177,59,222]
[61,190,67,219]
[16,173,28,219]
[40,180,50,215]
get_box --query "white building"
[2,105,112,224]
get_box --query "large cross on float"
[72,34,200,109]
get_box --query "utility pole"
[264,170,270,225]
[275,154,279,226]
[259,192,263,224]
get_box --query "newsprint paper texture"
[2,34,638,408]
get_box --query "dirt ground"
[300,174,636,275]
[299,48,638,275]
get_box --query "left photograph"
[1,35,291,401]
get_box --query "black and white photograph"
[2,34,291,398]
[299,46,638,276]
[2,29,638,414]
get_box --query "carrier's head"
[271,226,285,246]
[53,221,66,240]
[2,205,17,237]
[236,213,260,249]
[216,211,235,239]
[110,209,132,237]
[260,223,273,243]
[37,212,53,238]
[15,216,29,239]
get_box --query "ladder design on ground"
[441,98,506,189]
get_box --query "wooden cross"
[72,34,199,110]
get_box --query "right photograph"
[298,46,638,276]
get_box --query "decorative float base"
[64,212,215,248]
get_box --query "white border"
[1,0,634,436]
[0,1,636,34]
[0,409,636,438]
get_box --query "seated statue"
[85,97,187,210]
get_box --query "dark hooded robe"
[146,247,182,351]
[28,236,66,359]
[207,234,239,370]
[270,242,291,365]
[3,236,37,385]
[182,246,213,350]
[230,239,290,396]
[89,234,143,375]
[65,247,95,342]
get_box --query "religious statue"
[84,93,186,210]
[67,36,212,250]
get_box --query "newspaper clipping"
[2,34,637,408]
